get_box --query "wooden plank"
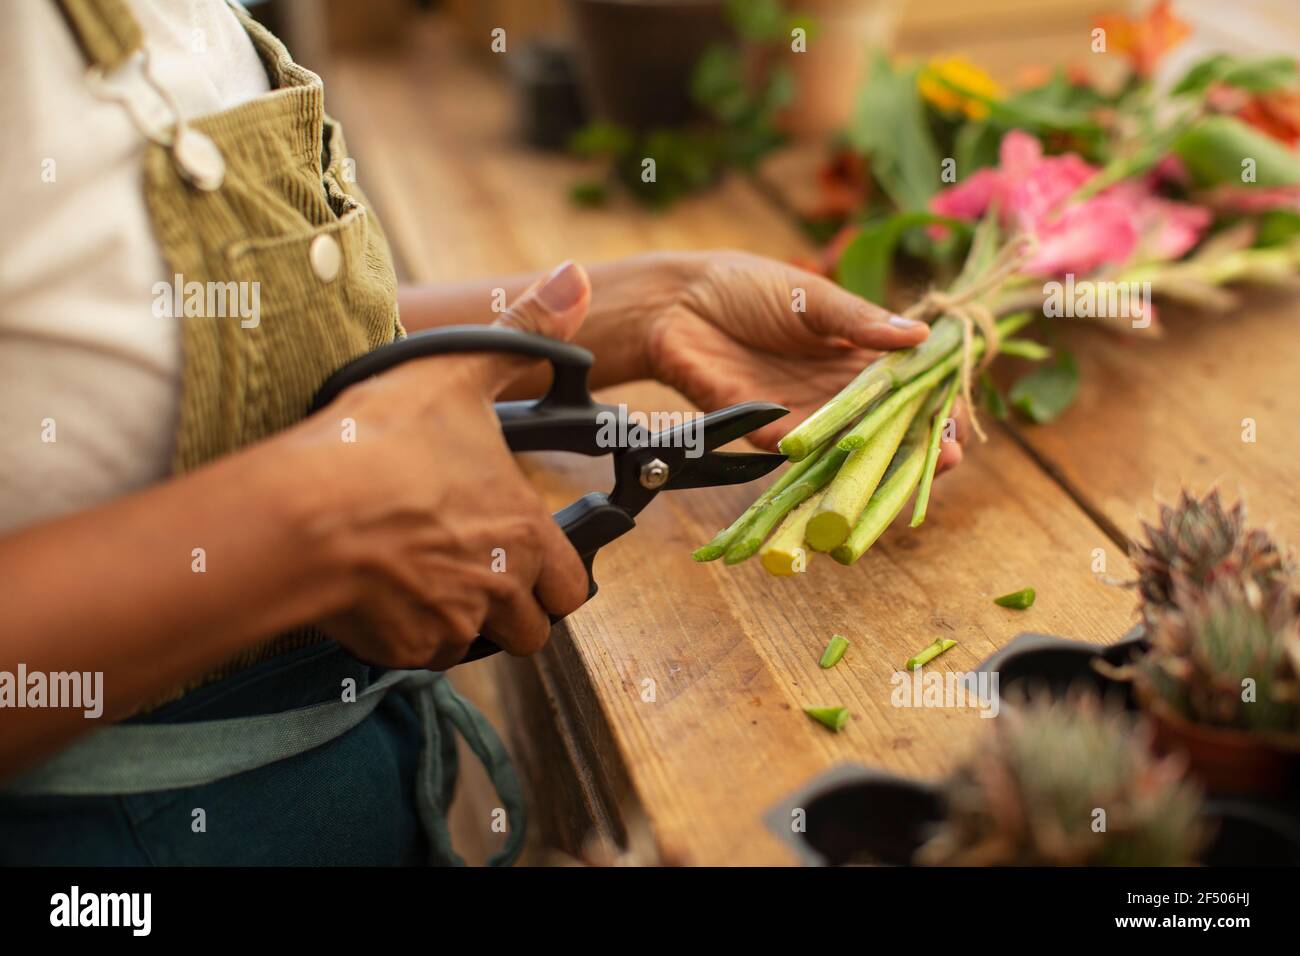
[326,16,1136,865]
[517,386,1135,864]
[997,293,1300,544]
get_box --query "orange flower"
[1094,0,1191,78]
[1238,88,1300,147]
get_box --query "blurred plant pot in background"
[766,0,899,138]
[1138,688,1300,799]
[568,0,731,129]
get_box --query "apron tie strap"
[2,668,526,866]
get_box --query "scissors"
[310,325,787,664]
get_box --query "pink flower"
[1026,197,1137,276]
[930,130,1211,277]
[1108,181,1213,262]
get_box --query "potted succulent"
[1125,492,1300,796]
[767,693,1300,865]
[916,695,1209,866]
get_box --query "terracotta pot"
[765,0,900,138]
[1139,689,1300,798]
[568,0,731,129]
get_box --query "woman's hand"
[296,263,594,669]
[648,250,967,469]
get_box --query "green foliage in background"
[568,0,800,207]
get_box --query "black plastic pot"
[970,628,1300,801]
[765,763,1300,867]
[568,0,731,130]
[963,626,1148,706]
[508,41,588,151]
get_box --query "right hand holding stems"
[290,262,593,670]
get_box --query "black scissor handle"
[309,326,633,666]
[310,325,596,413]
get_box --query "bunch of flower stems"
[694,223,1031,573]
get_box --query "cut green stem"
[836,311,1033,456]
[759,488,828,576]
[692,442,826,561]
[778,317,964,462]
[830,416,931,566]
[819,634,850,669]
[806,391,927,552]
[804,706,850,732]
[722,439,851,565]
[910,375,960,528]
[906,638,957,671]
[994,587,1036,609]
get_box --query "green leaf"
[1009,351,1079,424]
[848,54,943,211]
[568,181,608,207]
[997,338,1052,362]
[691,46,750,124]
[834,212,971,302]
[1173,115,1300,188]
[1255,210,1300,247]
[953,121,1002,176]
[994,587,1036,609]
[980,372,1008,421]
[1172,54,1300,96]
[728,0,784,40]
[569,121,633,158]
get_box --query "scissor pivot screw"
[640,458,670,490]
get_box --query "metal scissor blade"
[666,450,787,490]
[650,401,788,455]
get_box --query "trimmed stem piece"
[806,391,927,552]
[830,417,931,566]
[906,638,958,671]
[760,488,828,576]
[692,442,826,561]
[723,440,851,565]
[778,318,964,462]
[994,587,1036,609]
[804,706,850,732]
[910,375,960,528]
[819,635,850,669]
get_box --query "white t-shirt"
[0,0,271,534]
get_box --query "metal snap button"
[172,126,225,192]
[310,234,342,282]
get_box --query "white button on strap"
[310,234,342,282]
[172,126,225,192]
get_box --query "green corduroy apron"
[0,0,525,866]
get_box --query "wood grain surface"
[324,16,1182,866]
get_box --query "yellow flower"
[918,57,1003,120]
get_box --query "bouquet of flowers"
[696,1,1300,574]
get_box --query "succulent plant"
[1131,489,1292,631]
[916,694,1208,866]
[1137,574,1300,734]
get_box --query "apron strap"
[406,677,528,867]
[54,0,143,71]
[3,669,527,867]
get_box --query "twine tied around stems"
[898,235,1037,442]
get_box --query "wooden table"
[326,17,1300,865]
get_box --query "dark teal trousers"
[0,644,429,866]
